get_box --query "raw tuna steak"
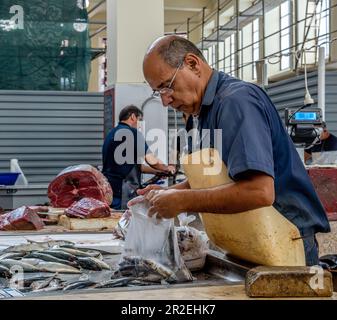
[64,197,111,219]
[48,165,113,208]
[0,206,45,231]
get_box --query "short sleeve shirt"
[102,122,149,198]
[197,70,330,236]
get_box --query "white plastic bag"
[176,213,209,271]
[10,159,28,186]
[119,196,193,283]
[112,209,132,240]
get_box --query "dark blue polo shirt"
[197,70,330,236]
[102,122,149,198]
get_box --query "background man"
[305,123,337,164]
[102,105,175,209]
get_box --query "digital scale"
[285,107,324,147]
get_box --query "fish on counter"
[114,256,177,283]
[0,252,25,260]
[95,277,135,288]
[25,252,80,268]
[53,248,103,260]
[1,240,75,254]
[63,280,97,291]
[41,249,79,263]
[0,259,40,272]
[77,257,111,271]
[0,265,10,279]
[29,274,61,291]
[32,262,81,274]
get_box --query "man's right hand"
[137,184,165,196]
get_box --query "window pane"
[218,42,224,60]
[281,34,290,50]
[281,50,290,70]
[281,16,289,30]
[281,1,290,17]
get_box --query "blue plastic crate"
[0,173,20,186]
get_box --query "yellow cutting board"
[181,148,306,266]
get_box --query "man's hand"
[165,165,176,175]
[145,189,184,219]
[136,184,166,196]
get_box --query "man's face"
[143,52,203,115]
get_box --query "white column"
[107,0,164,85]
[105,0,168,166]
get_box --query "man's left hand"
[146,189,184,219]
[166,165,176,175]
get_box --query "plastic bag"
[112,209,132,240]
[117,196,193,283]
[176,213,209,271]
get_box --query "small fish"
[25,252,79,268]
[30,274,59,291]
[120,256,176,281]
[28,239,75,248]
[0,259,39,272]
[31,279,64,293]
[95,277,134,288]
[77,257,110,271]
[115,264,149,277]
[0,240,74,254]
[320,255,337,269]
[139,273,163,283]
[128,279,160,286]
[53,248,103,260]
[41,249,78,262]
[0,265,10,278]
[1,243,47,253]
[0,252,25,260]
[20,258,45,266]
[35,262,81,274]
[142,259,176,280]
[63,280,97,291]
[22,274,58,287]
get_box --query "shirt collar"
[118,121,132,129]
[201,69,219,107]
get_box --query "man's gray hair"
[157,36,207,68]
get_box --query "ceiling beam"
[164,6,203,12]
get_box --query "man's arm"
[145,153,175,174]
[168,179,190,190]
[146,172,274,218]
[140,164,161,175]
[180,172,274,214]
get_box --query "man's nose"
[161,95,173,107]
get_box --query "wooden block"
[59,215,119,231]
[246,266,333,297]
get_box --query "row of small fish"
[19,275,160,293]
[0,241,111,277]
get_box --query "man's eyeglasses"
[152,61,183,98]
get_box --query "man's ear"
[184,54,202,76]
[130,113,136,122]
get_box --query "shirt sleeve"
[216,85,275,181]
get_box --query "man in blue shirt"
[305,123,337,164]
[136,35,330,266]
[102,105,175,209]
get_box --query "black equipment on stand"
[285,107,324,148]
